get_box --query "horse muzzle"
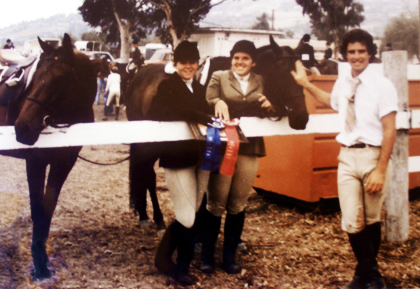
[14,118,44,145]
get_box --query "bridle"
[25,96,71,128]
[23,55,77,129]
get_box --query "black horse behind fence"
[0,34,97,280]
[124,35,309,235]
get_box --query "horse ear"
[62,33,72,49]
[38,37,55,55]
[62,33,75,62]
[269,35,283,57]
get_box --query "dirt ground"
[1,104,420,289]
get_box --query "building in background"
[189,28,333,60]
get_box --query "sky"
[0,0,84,29]
[0,0,418,36]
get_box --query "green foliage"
[79,0,218,46]
[285,30,294,39]
[251,13,271,30]
[151,0,214,44]
[295,0,365,57]
[81,31,106,42]
[78,0,151,43]
[382,13,419,62]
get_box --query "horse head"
[14,33,96,145]
[254,35,309,130]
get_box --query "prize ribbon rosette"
[202,118,240,177]
[219,119,240,177]
[202,117,224,172]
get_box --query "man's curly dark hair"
[340,29,377,62]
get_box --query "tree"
[251,13,270,30]
[79,0,228,60]
[295,0,365,58]
[382,13,419,62]
[81,31,107,42]
[141,0,228,47]
[79,0,150,62]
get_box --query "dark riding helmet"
[230,40,257,61]
[173,41,200,64]
[132,37,139,45]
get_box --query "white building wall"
[189,29,288,59]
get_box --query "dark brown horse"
[0,34,96,280]
[124,64,168,234]
[316,59,339,75]
[124,35,309,235]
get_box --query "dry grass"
[0,105,419,289]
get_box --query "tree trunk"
[112,8,131,64]
[165,9,182,48]
[169,28,181,48]
[119,23,131,63]
[333,30,340,60]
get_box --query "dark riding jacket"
[324,47,333,60]
[132,47,144,67]
[298,43,317,68]
[147,72,212,168]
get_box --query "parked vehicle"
[144,43,171,60]
[23,38,61,56]
[144,49,173,65]
[84,51,115,63]
[74,41,104,52]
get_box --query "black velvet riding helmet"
[173,41,200,63]
[230,40,257,61]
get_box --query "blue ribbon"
[202,126,221,172]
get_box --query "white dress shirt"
[233,71,250,95]
[330,65,398,146]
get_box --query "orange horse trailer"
[253,75,420,205]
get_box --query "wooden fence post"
[383,51,409,242]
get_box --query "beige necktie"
[345,77,361,133]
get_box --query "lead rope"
[77,154,130,166]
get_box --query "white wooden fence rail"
[1,112,418,168]
[2,111,417,150]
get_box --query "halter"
[25,96,71,128]
[22,54,78,129]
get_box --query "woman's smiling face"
[231,52,255,76]
[175,60,198,80]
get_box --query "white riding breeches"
[164,165,210,228]
[106,90,121,107]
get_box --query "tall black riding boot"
[154,221,178,274]
[366,222,381,258]
[102,105,109,120]
[172,201,210,281]
[343,230,368,289]
[344,225,384,289]
[173,224,196,286]
[222,211,245,274]
[200,209,221,274]
[115,106,120,120]
[364,223,385,289]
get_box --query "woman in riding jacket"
[147,41,213,286]
[201,40,272,275]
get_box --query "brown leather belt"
[341,143,381,149]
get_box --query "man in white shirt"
[292,29,398,289]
